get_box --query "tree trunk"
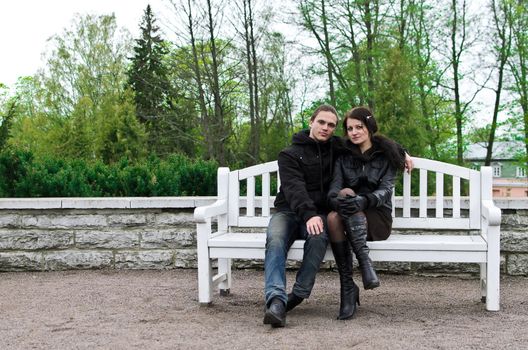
[206,0,225,165]
[186,0,214,160]
[320,0,336,106]
[485,0,512,166]
[451,0,464,165]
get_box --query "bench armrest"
[482,200,501,226]
[194,199,228,223]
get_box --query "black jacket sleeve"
[277,151,318,223]
[364,164,396,208]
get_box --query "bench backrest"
[217,157,493,231]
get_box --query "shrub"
[0,149,218,197]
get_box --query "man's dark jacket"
[274,130,345,222]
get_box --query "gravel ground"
[1,269,527,349]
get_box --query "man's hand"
[404,153,414,173]
[338,195,367,216]
[306,216,324,235]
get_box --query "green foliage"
[0,148,32,197]
[0,148,217,197]
[375,48,427,156]
[7,14,146,164]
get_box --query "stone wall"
[0,197,526,276]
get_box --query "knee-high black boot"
[344,214,380,290]
[330,241,360,320]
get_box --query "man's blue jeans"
[264,211,329,306]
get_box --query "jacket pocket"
[367,160,386,185]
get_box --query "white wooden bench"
[194,157,502,311]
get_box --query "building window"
[516,167,527,178]
[492,164,502,177]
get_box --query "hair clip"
[366,115,372,119]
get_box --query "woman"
[327,106,406,320]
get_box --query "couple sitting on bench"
[263,104,413,328]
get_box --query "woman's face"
[346,117,370,146]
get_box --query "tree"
[10,14,146,162]
[254,31,296,162]
[238,0,263,164]
[127,5,173,155]
[0,84,17,151]
[484,0,513,165]
[405,1,454,159]
[375,48,426,155]
[508,0,528,164]
[168,0,239,165]
[442,0,488,164]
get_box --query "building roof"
[465,141,526,161]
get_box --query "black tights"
[327,188,366,242]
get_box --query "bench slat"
[235,216,474,229]
[419,169,427,218]
[247,176,255,217]
[453,176,461,218]
[392,217,471,229]
[209,233,486,251]
[208,233,487,263]
[436,172,444,218]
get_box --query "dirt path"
[1,269,527,349]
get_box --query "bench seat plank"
[209,233,486,250]
[208,233,487,263]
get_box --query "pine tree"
[127,5,172,154]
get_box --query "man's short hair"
[310,104,338,122]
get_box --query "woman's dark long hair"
[343,106,405,171]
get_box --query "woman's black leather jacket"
[327,136,404,217]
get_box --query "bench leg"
[485,224,501,311]
[486,257,500,311]
[218,258,232,296]
[197,223,213,306]
[479,262,487,304]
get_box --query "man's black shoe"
[263,297,286,328]
[286,293,304,312]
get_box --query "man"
[263,104,343,328]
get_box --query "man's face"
[309,111,338,142]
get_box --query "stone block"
[43,250,113,270]
[140,229,195,249]
[412,262,480,275]
[375,261,412,273]
[0,230,73,250]
[153,212,194,225]
[501,213,528,229]
[0,198,62,209]
[21,215,108,228]
[130,197,196,208]
[61,198,131,209]
[234,259,264,269]
[501,231,528,252]
[174,249,197,268]
[0,214,20,227]
[75,230,140,249]
[115,250,173,269]
[506,254,528,276]
[0,252,42,271]
[106,214,148,226]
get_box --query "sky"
[0,0,167,88]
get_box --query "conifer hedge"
[0,149,217,197]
